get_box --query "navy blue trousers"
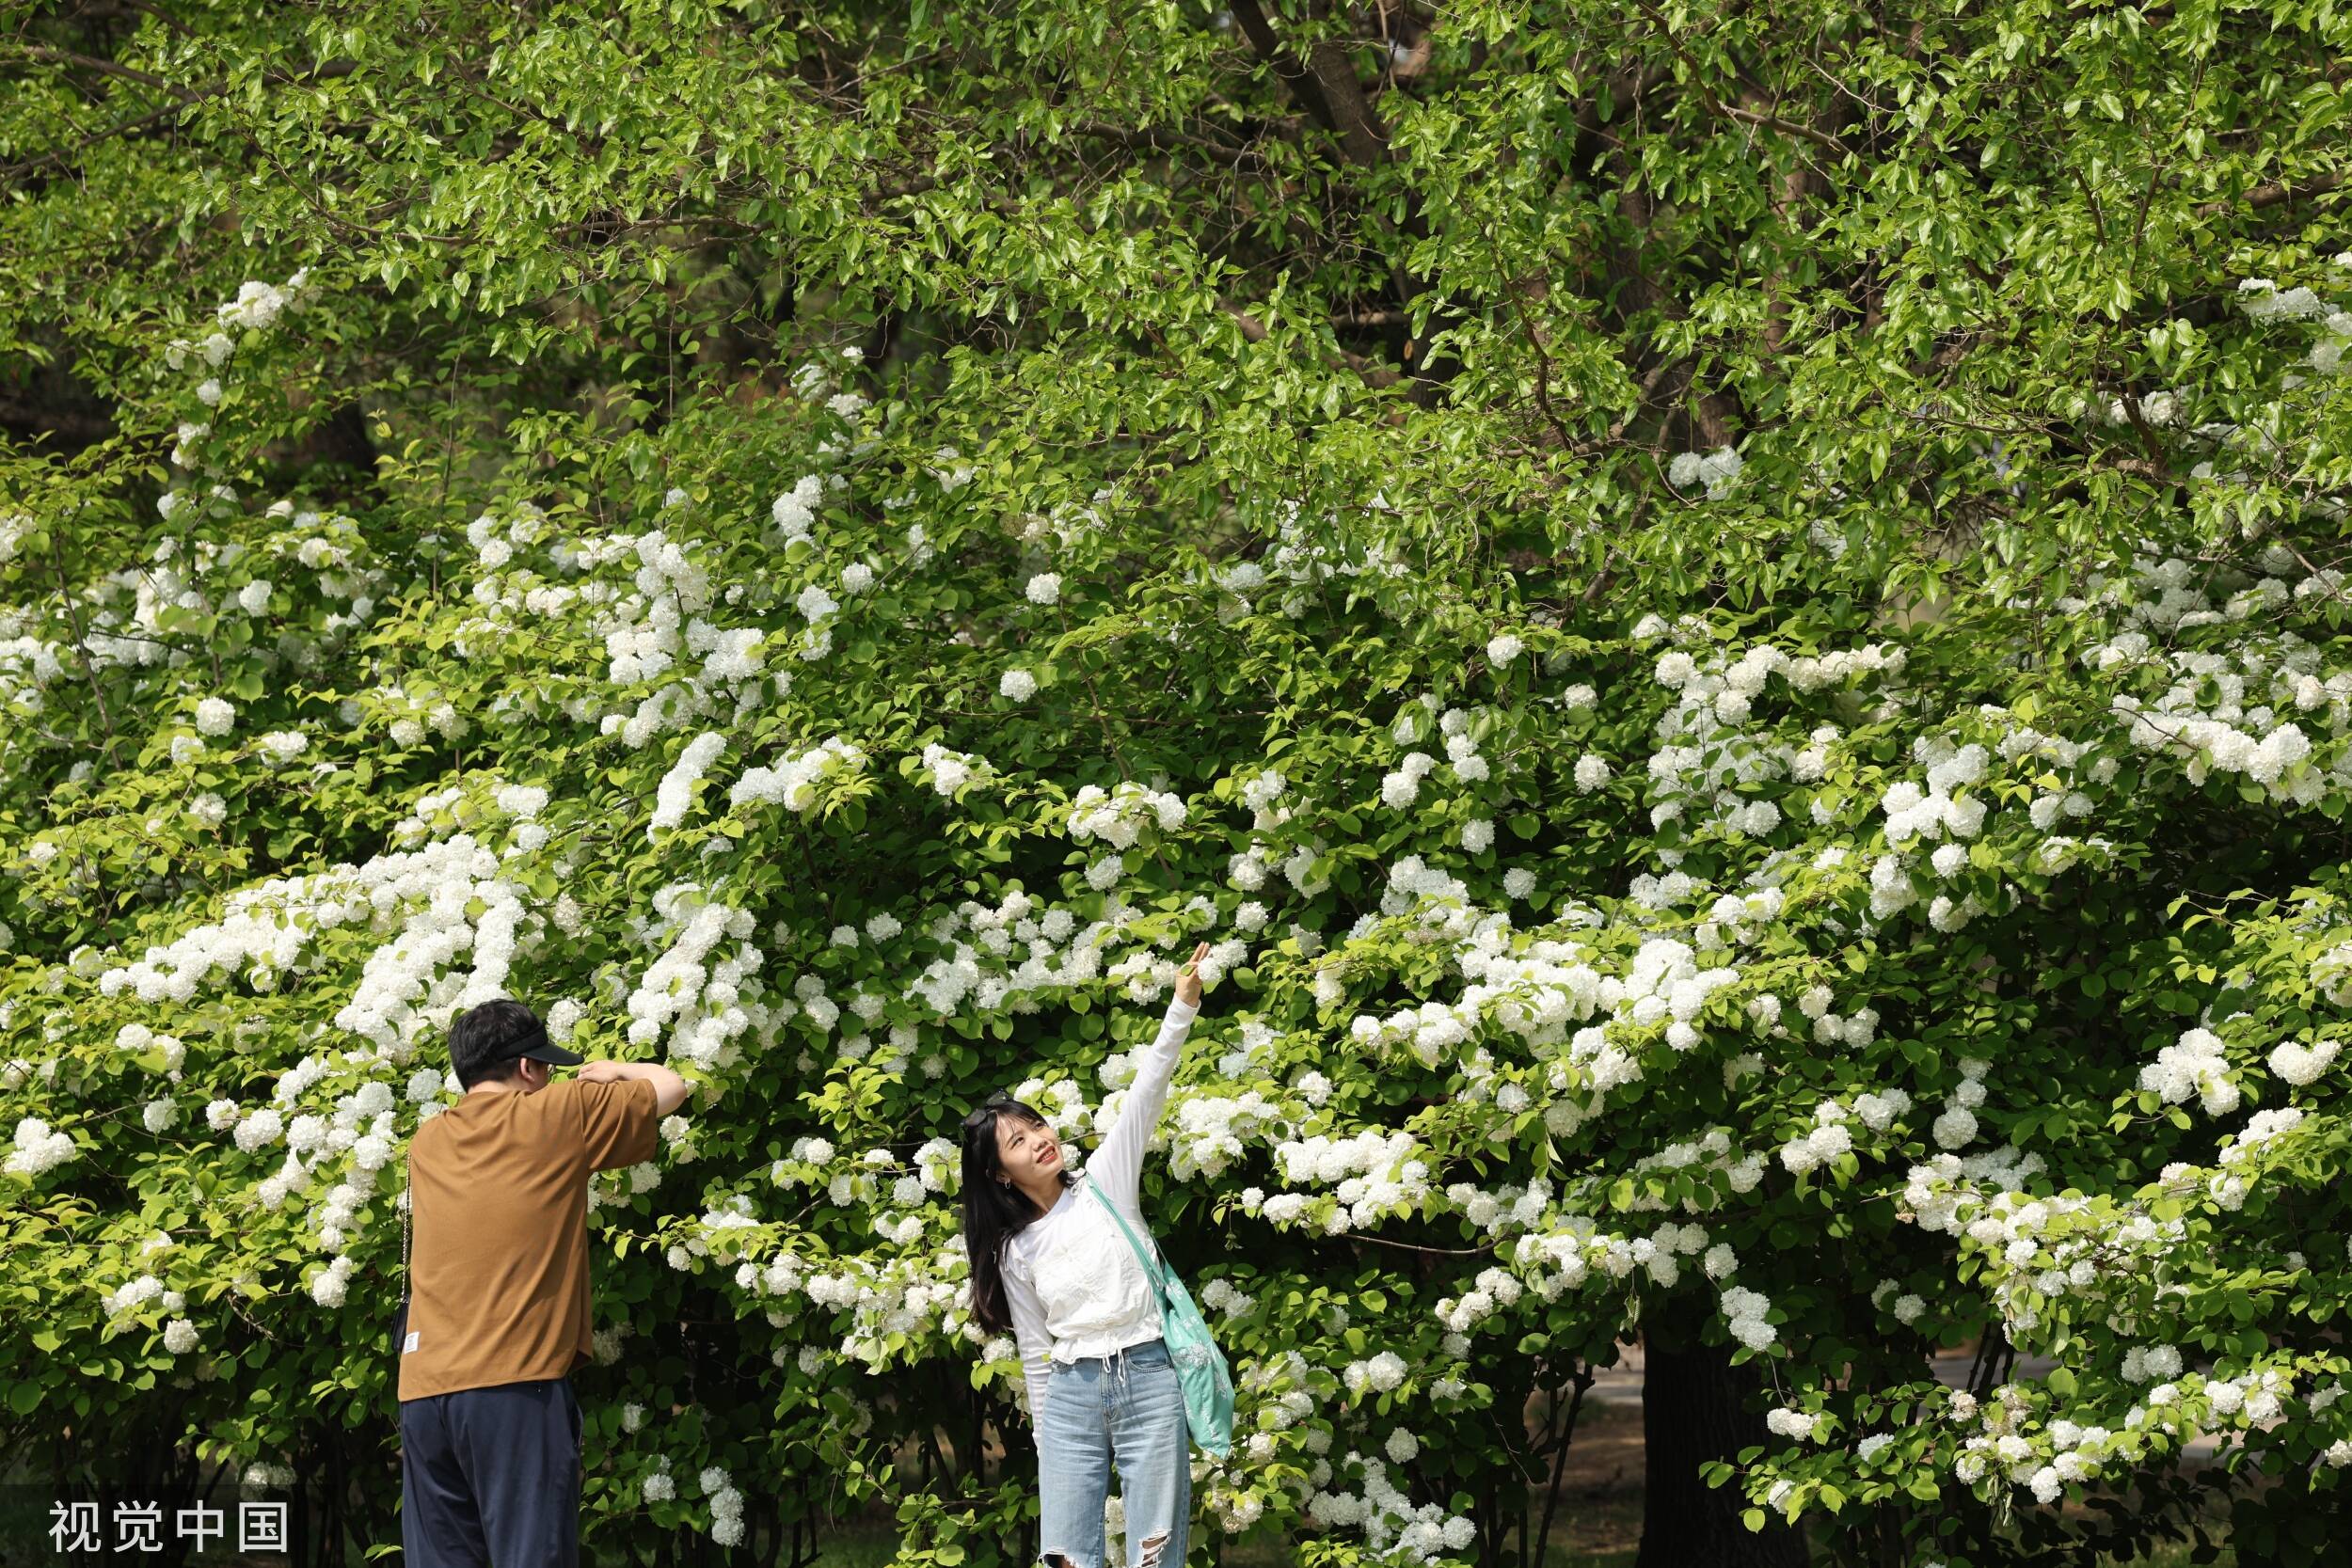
[400,1377,580,1568]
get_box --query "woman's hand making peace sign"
[1174,941,1211,1008]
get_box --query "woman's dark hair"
[960,1092,1075,1336]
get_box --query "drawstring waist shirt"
[999,994,1198,1425]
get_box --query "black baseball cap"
[500,1020,584,1069]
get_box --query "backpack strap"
[1087,1178,1168,1296]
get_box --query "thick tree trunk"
[1636,1328,1808,1568]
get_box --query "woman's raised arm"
[1084,942,1208,1213]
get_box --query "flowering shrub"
[3,4,2350,1567]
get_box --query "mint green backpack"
[1088,1181,1236,1458]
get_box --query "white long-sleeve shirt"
[1000,994,1198,1427]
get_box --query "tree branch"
[2197,171,2344,216]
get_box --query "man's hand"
[576,1060,627,1085]
[1175,940,1210,1008]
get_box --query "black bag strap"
[399,1160,412,1308]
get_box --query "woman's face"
[993,1110,1060,1185]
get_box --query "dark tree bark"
[1636,1324,1808,1568]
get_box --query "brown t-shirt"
[396,1077,659,1402]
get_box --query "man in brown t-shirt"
[398,998,686,1568]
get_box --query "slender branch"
[1627,0,1854,158]
[2197,171,2344,216]
[8,44,202,103]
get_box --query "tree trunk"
[1636,1327,1807,1568]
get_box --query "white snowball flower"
[195,698,236,736]
[2269,1038,2339,1087]
[6,1117,78,1175]
[1000,669,1038,702]
[1025,573,1063,606]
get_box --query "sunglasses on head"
[961,1089,1013,1130]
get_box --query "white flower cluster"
[1667,446,1745,499]
[903,887,1148,1017]
[2138,1026,2239,1116]
[1065,782,1186,848]
[1721,1285,1778,1350]
[1440,712,1492,784]
[1302,1450,1476,1562]
[340,842,528,1045]
[1931,1056,1994,1150]
[898,883,1148,1020]
[1645,640,1902,842]
[698,1219,974,1386]
[918,742,991,798]
[700,1465,745,1547]
[1380,750,1438,811]
[494,783,550,820]
[101,1271,178,1319]
[1776,1097,1869,1177]
[2237,277,2329,321]
[101,811,524,1054]
[2098,619,2345,803]
[2118,696,2318,799]
[1210,498,1416,623]
[1891,1147,2215,1344]
[650,732,728,835]
[308,1254,356,1307]
[2267,1037,2340,1087]
[1621,1129,1767,1217]
[771,475,825,540]
[1503,1214,1709,1308]
[1258,1129,1432,1232]
[1195,1275,1259,1323]
[2314,940,2352,1006]
[214,277,306,332]
[164,271,314,372]
[6,1116,76,1175]
[626,884,768,1069]
[1162,1085,1286,1182]
[731,735,867,813]
[1881,740,1992,847]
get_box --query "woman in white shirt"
[960,942,1210,1568]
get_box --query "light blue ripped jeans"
[1036,1337,1191,1568]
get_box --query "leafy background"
[2,2,2350,1565]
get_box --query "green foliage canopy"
[2,1,2349,1564]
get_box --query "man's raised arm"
[579,1058,690,1117]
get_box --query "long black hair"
[960,1091,1076,1336]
